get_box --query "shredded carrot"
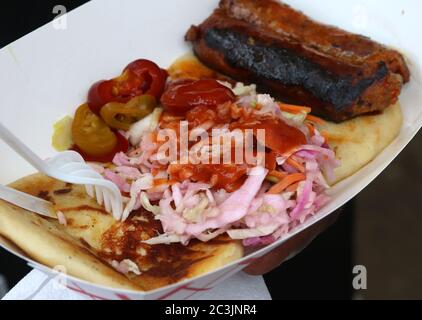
[151,167,160,176]
[306,114,326,125]
[286,157,305,173]
[153,178,170,186]
[150,131,158,143]
[279,103,312,114]
[269,170,287,179]
[306,122,315,136]
[286,182,300,192]
[268,173,306,194]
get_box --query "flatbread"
[320,103,403,184]
[0,174,243,291]
[168,53,403,185]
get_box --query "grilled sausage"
[186,0,410,122]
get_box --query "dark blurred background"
[0,0,421,300]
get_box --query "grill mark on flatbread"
[53,188,72,195]
[37,190,52,202]
[67,220,90,230]
[97,208,236,284]
[98,209,211,282]
[57,205,109,215]
[31,220,41,227]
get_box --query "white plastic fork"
[0,122,123,220]
[0,184,56,219]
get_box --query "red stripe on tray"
[156,284,212,300]
[115,293,132,300]
[67,282,109,300]
[183,265,241,300]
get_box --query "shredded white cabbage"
[233,82,257,96]
[143,233,182,245]
[121,173,153,221]
[281,111,307,124]
[127,107,163,146]
[111,259,141,275]
[227,225,279,240]
[140,191,160,215]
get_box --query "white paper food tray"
[0,0,421,300]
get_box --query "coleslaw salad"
[92,82,339,247]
